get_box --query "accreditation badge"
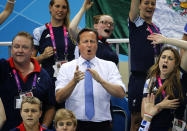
[53,60,67,77]
[14,92,33,109]
[172,118,186,131]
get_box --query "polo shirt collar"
[8,57,41,73]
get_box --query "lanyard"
[48,22,68,59]
[12,69,37,93]
[147,23,160,34]
[157,76,166,98]
[147,23,161,60]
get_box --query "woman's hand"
[41,46,54,59]
[147,33,167,45]
[156,95,180,110]
[143,93,159,117]
[83,0,94,11]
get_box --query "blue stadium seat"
[111,96,130,131]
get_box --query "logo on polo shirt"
[45,34,51,38]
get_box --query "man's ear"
[39,111,42,118]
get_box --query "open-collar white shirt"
[55,56,126,122]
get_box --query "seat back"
[111,96,130,131]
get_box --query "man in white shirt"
[55,28,126,131]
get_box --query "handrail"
[0,39,130,63]
[0,42,12,57]
[0,42,11,46]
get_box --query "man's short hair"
[12,32,34,47]
[21,96,42,111]
[54,109,77,127]
[76,28,99,44]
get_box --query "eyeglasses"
[99,21,114,26]
[58,121,73,126]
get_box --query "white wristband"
[144,113,153,119]
[7,0,16,4]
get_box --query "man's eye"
[161,55,166,59]
[13,45,19,48]
[31,109,37,113]
[22,46,29,49]
[90,40,96,43]
[24,109,29,113]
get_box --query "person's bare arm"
[147,33,187,72]
[0,98,6,129]
[41,105,55,128]
[69,0,93,40]
[129,0,140,22]
[180,34,187,57]
[0,0,15,25]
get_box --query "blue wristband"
[41,125,48,129]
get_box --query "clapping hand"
[73,65,84,84]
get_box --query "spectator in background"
[9,96,48,131]
[0,32,55,130]
[33,0,76,83]
[69,0,119,65]
[0,0,15,25]
[52,109,77,131]
[128,0,162,130]
[55,28,126,131]
[0,98,6,129]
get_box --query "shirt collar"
[16,122,45,131]
[78,56,97,67]
[8,57,41,73]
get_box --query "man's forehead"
[12,36,31,45]
[22,103,39,108]
[80,31,96,37]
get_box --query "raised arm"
[0,98,6,129]
[147,33,187,72]
[0,0,15,25]
[69,0,93,40]
[147,33,187,50]
[129,0,140,22]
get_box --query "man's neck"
[14,61,34,77]
[51,18,64,27]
